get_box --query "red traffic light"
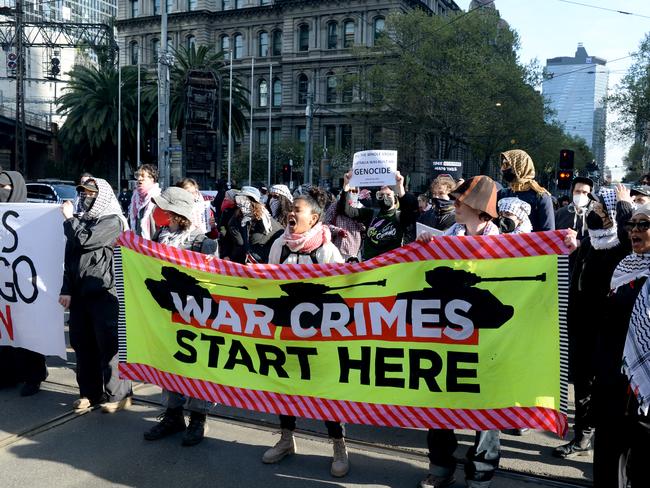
[557,170,573,190]
[559,149,575,170]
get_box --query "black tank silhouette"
[396,266,546,330]
[257,279,387,328]
[145,266,247,314]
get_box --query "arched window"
[153,0,160,15]
[298,24,309,52]
[220,35,230,55]
[327,21,338,49]
[152,38,160,62]
[187,35,196,50]
[343,21,355,48]
[297,74,308,104]
[272,78,282,106]
[187,0,197,10]
[373,17,385,44]
[258,79,268,107]
[130,41,139,65]
[234,33,244,59]
[326,72,337,103]
[272,30,282,56]
[131,0,139,17]
[258,31,269,57]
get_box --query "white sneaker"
[73,398,91,412]
[262,429,296,463]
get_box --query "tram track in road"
[6,378,590,488]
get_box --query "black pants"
[0,346,47,386]
[569,327,596,440]
[427,429,500,483]
[279,415,344,439]
[68,291,131,403]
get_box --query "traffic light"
[559,149,574,170]
[6,52,17,78]
[49,56,60,77]
[282,164,290,182]
[558,170,573,190]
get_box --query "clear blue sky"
[458,0,650,179]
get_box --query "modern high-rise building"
[543,44,609,170]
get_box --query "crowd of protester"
[1,149,649,488]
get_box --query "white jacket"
[268,237,344,264]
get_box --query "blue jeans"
[162,389,212,414]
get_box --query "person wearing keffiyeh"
[128,164,161,240]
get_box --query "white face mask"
[573,194,590,208]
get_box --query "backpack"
[279,244,323,264]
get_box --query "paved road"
[0,355,593,488]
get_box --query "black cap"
[76,181,99,193]
[571,176,594,190]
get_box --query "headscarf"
[270,184,293,203]
[501,149,549,196]
[235,194,272,234]
[0,171,27,203]
[83,178,129,230]
[497,197,532,234]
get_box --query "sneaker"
[20,382,41,397]
[419,474,456,488]
[101,396,132,414]
[73,398,92,412]
[182,412,208,446]
[144,408,186,441]
[262,428,296,463]
[552,438,593,458]
[330,438,350,477]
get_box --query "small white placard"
[416,222,444,239]
[349,150,397,188]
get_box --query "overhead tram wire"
[556,0,650,20]
[544,53,636,81]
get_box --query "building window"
[272,30,282,56]
[272,78,282,106]
[324,125,336,150]
[152,38,160,62]
[298,24,309,52]
[342,83,353,103]
[327,21,337,49]
[187,35,196,50]
[341,124,352,149]
[166,0,172,13]
[296,126,306,143]
[272,128,281,145]
[257,128,268,150]
[258,31,269,57]
[153,0,160,15]
[187,0,197,10]
[235,0,243,7]
[343,21,355,48]
[130,41,139,65]
[258,79,268,107]
[131,0,139,17]
[373,17,385,44]
[234,33,244,59]
[221,35,230,55]
[297,74,308,105]
[326,73,337,103]
[260,0,270,4]
[222,0,230,9]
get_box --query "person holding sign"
[341,169,417,260]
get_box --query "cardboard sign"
[349,150,397,188]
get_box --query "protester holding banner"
[128,164,161,240]
[418,175,456,232]
[498,149,555,232]
[0,170,48,397]
[262,186,349,477]
[59,177,133,413]
[341,170,417,260]
[143,186,218,446]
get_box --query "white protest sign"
[0,203,66,358]
[349,150,397,187]
[416,222,444,239]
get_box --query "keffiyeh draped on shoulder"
[624,278,650,415]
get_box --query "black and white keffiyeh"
[497,197,532,234]
[624,277,650,415]
[611,253,650,292]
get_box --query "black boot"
[552,436,593,458]
[144,407,186,441]
[182,412,208,446]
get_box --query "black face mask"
[378,199,393,212]
[496,216,517,234]
[501,168,516,183]
[82,196,96,212]
[586,211,604,230]
[432,197,453,209]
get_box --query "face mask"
[82,196,96,212]
[378,200,393,212]
[573,194,590,208]
[501,168,516,183]
[0,188,10,203]
[497,216,517,234]
[269,198,280,216]
[432,198,453,210]
[586,211,604,230]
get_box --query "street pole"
[137,43,141,168]
[248,57,254,186]
[303,84,313,185]
[14,0,26,175]
[117,49,122,190]
[157,0,171,188]
[267,63,272,187]
[227,48,233,184]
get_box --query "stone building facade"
[116,0,460,188]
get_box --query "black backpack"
[279,244,322,264]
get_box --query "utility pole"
[303,84,313,185]
[14,0,26,175]
[157,0,171,188]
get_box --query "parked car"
[26,182,77,203]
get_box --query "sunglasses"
[624,220,650,232]
[375,191,393,201]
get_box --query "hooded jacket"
[0,171,27,203]
[61,178,127,297]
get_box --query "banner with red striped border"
[116,230,570,436]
